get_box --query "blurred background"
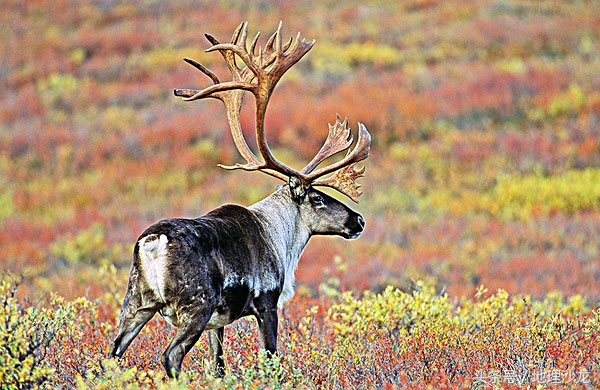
[2,0,600,302]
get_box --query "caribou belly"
[206,310,233,329]
[205,282,252,329]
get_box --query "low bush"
[3,277,594,389]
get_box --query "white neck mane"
[249,187,312,307]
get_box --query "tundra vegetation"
[1,0,599,388]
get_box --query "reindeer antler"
[301,115,371,202]
[175,22,371,202]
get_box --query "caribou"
[108,22,371,378]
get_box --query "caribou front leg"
[257,307,278,354]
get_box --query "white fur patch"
[278,263,298,308]
[138,234,169,302]
[223,272,242,289]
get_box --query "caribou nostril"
[357,215,365,230]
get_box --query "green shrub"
[0,278,73,389]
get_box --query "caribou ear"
[288,176,306,202]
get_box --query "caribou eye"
[310,193,325,205]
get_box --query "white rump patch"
[138,234,169,302]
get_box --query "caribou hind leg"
[161,311,213,378]
[209,327,226,377]
[109,302,161,358]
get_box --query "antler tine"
[185,57,218,82]
[250,31,260,57]
[238,20,249,49]
[231,21,246,44]
[275,21,284,55]
[253,28,292,71]
[175,22,254,101]
[207,42,262,78]
[264,26,293,55]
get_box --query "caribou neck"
[249,187,311,306]
[249,186,312,263]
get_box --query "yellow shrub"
[487,168,600,219]
[0,280,74,389]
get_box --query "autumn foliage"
[2,0,600,388]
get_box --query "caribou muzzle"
[344,213,366,239]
